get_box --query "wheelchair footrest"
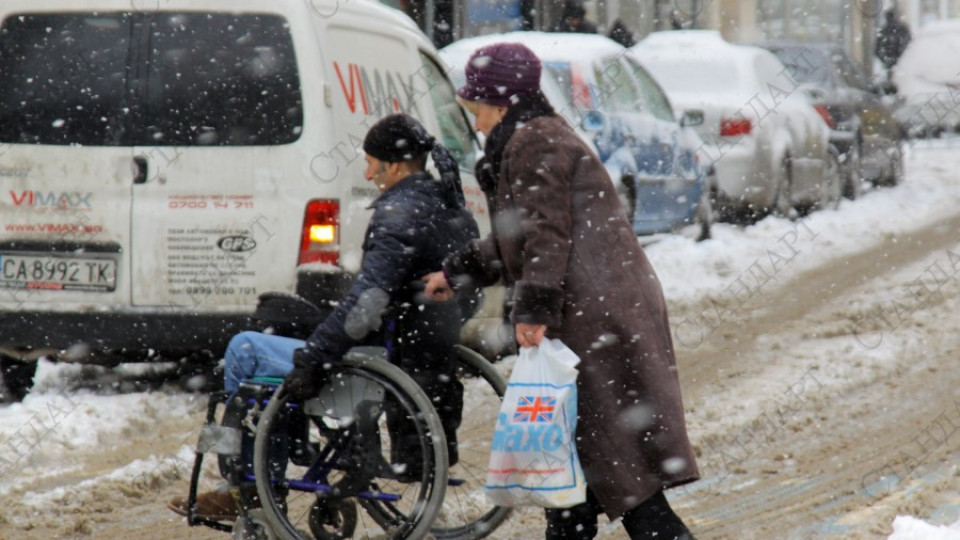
[242,474,402,502]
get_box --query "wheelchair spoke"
[252,353,447,539]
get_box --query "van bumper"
[0,311,254,356]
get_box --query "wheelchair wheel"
[426,345,512,540]
[253,351,448,540]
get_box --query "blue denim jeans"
[220,331,303,483]
[223,331,303,395]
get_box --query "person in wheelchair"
[169,113,480,521]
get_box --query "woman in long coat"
[424,43,700,539]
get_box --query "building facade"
[393,0,959,76]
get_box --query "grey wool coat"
[445,114,700,518]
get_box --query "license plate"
[0,252,117,292]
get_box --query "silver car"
[761,42,904,195]
[631,31,840,220]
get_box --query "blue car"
[441,31,712,239]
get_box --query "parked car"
[440,31,713,239]
[759,41,904,194]
[631,31,840,219]
[0,0,506,400]
[892,19,960,138]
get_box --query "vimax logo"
[9,191,93,209]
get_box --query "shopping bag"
[484,338,587,508]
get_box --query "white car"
[441,31,713,239]
[631,31,839,219]
[892,19,960,138]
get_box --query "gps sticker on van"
[217,235,257,253]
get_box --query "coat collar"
[368,171,435,209]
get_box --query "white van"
[0,0,504,399]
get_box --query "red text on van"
[333,62,424,118]
[9,191,93,209]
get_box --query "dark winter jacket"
[445,107,699,518]
[303,171,480,373]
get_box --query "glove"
[284,348,328,402]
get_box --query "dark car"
[759,42,905,197]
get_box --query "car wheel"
[1,355,38,402]
[772,155,795,219]
[176,352,223,393]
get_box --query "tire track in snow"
[670,210,960,539]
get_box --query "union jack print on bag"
[513,396,556,423]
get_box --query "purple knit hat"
[457,42,542,106]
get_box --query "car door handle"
[132,155,148,184]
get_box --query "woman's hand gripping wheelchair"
[183,292,511,540]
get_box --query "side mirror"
[680,109,704,127]
[581,110,606,132]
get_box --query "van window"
[418,52,476,170]
[144,13,302,146]
[0,14,134,145]
[0,12,302,146]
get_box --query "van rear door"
[129,11,308,310]
[0,13,135,306]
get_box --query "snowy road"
[1,139,958,539]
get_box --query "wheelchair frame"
[184,345,511,540]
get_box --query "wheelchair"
[182,293,512,540]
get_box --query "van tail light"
[813,104,836,129]
[720,117,752,137]
[299,199,339,265]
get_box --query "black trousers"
[544,489,695,540]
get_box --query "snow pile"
[646,139,960,307]
[888,516,960,539]
[0,360,203,499]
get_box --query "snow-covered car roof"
[634,29,728,49]
[630,30,788,98]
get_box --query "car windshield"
[770,47,832,86]
[623,58,675,121]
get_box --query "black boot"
[621,491,696,540]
